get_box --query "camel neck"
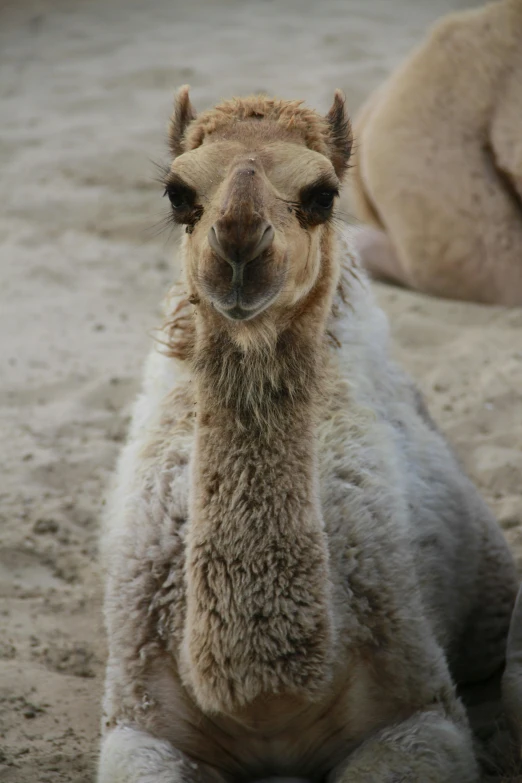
[180,328,334,716]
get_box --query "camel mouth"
[200,246,287,319]
[202,262,286,321]
[214,291,277,321]
[218,304,259,321]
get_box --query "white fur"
[99,228,517,782]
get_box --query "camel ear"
[325,90,353,179]
[169,85,197,158]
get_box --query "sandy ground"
[1,0,521,780]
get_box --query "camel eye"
[312,190,336,210]
[163,179,203,228]
[164,185,190,210]
[296,180,339,227]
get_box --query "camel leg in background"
[352,226,410,288]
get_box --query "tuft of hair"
[192,325,321,434]
[226,314,279,356]
[160,291,196,360]
[180,92,353,180]
[169,84,197,158]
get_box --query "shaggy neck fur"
[181,238,338,717]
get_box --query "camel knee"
[98,726,209,783]
[329,710,478,783]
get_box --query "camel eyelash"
[285,189,338,229]
[279,174,340,228]
[163,178,203,230]
[300,175,340,203]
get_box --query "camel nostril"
[208,221,275,268]
[208,225,230,264]
[254,224,275,259]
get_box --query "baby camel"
[98,89,518,783]
[349,0,522,305]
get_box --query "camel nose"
[208,220,275,270]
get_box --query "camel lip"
[209,282,282,321]
[202,255,287,321]
[215,302,263,321]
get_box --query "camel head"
[165,87,352,344]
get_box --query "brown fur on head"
[165,88,352,352]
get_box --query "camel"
[97,88,520,783]
[348,0,522,305]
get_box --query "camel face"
[165,88,352,340]
[168,140,338,323]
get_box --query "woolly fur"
[98,94,518,783]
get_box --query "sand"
[1,0,521,780]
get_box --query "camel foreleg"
[98,726,225,783]
[329,708,478,783]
